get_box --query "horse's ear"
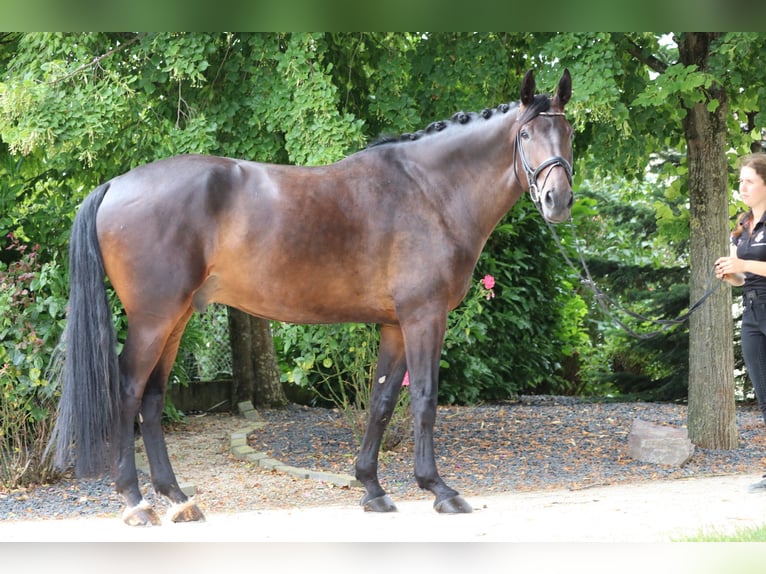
[520,69,535,106]
[553,68,572,108]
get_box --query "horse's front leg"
[356,324,407,512]
[404,314,473,514]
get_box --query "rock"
[627,418,695,466]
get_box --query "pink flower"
[480,274,496,300]
[480,274,495,290]
[402,371,410,386]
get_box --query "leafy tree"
[542,32,766,448]
[0,32,369,409]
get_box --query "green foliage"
[0,155,71,256]
[0,236,67,487]
[271,34,366,165]
[676,523,766,542]
[0,33,648,413]
[274,322,371,392]
[632,63,712,110]
[276,321,410,451]
[572,181,692,401]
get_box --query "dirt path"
[1,473,764,542]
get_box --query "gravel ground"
[1,410,361,522]
[2,397,765,522]
[249,398,766,499]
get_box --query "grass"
[676,524,766,542]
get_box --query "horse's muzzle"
[541,187,573,223]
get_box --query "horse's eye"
[520,130,530,140]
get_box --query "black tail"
[48,183,120,477]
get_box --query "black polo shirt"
[734,212,766,292]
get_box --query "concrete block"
[237,401,255,416]
[230,431,248,441]
[231,444,255,459]
[243,410,261,422]
[276,465,311,479]
[230,436,247,448]
[258,458,283,470]
[179,481,197,497]
[246,451,270,463]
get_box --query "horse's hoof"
[361,494,398,512]
[122,501,162,526]
[434,495,473,514]
[168,500,206,523]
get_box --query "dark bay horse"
[50,68,574,526]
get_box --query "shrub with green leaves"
[0,235,67,488]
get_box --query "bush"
[0,235,67,488]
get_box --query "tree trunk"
[227,307,287,408]
[680,33,738,449]
[250,315,287,407]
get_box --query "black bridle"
[515,111,574,209]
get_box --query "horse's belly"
[202,271,398,325]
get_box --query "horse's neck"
[406,114,525,240]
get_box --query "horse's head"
[516,69,574,223]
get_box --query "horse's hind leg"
[113,321,170,526]
[356,324,407,512]
[114,309,199,526]
[138,308,205,523]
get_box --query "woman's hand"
[715,256,745,283]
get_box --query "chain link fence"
[173,304,232,383]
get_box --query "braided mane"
[367,94,552,148]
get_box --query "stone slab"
[307,470,362,488]
[231,444,255,459]
[627,418,695,466]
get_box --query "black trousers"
[741,290,766,425]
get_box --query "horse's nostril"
[567,192,574,209]
[544,189,555,208]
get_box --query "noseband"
[515,111,573,208]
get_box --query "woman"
[715,152,766,491]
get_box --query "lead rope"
[540,213,723,340]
